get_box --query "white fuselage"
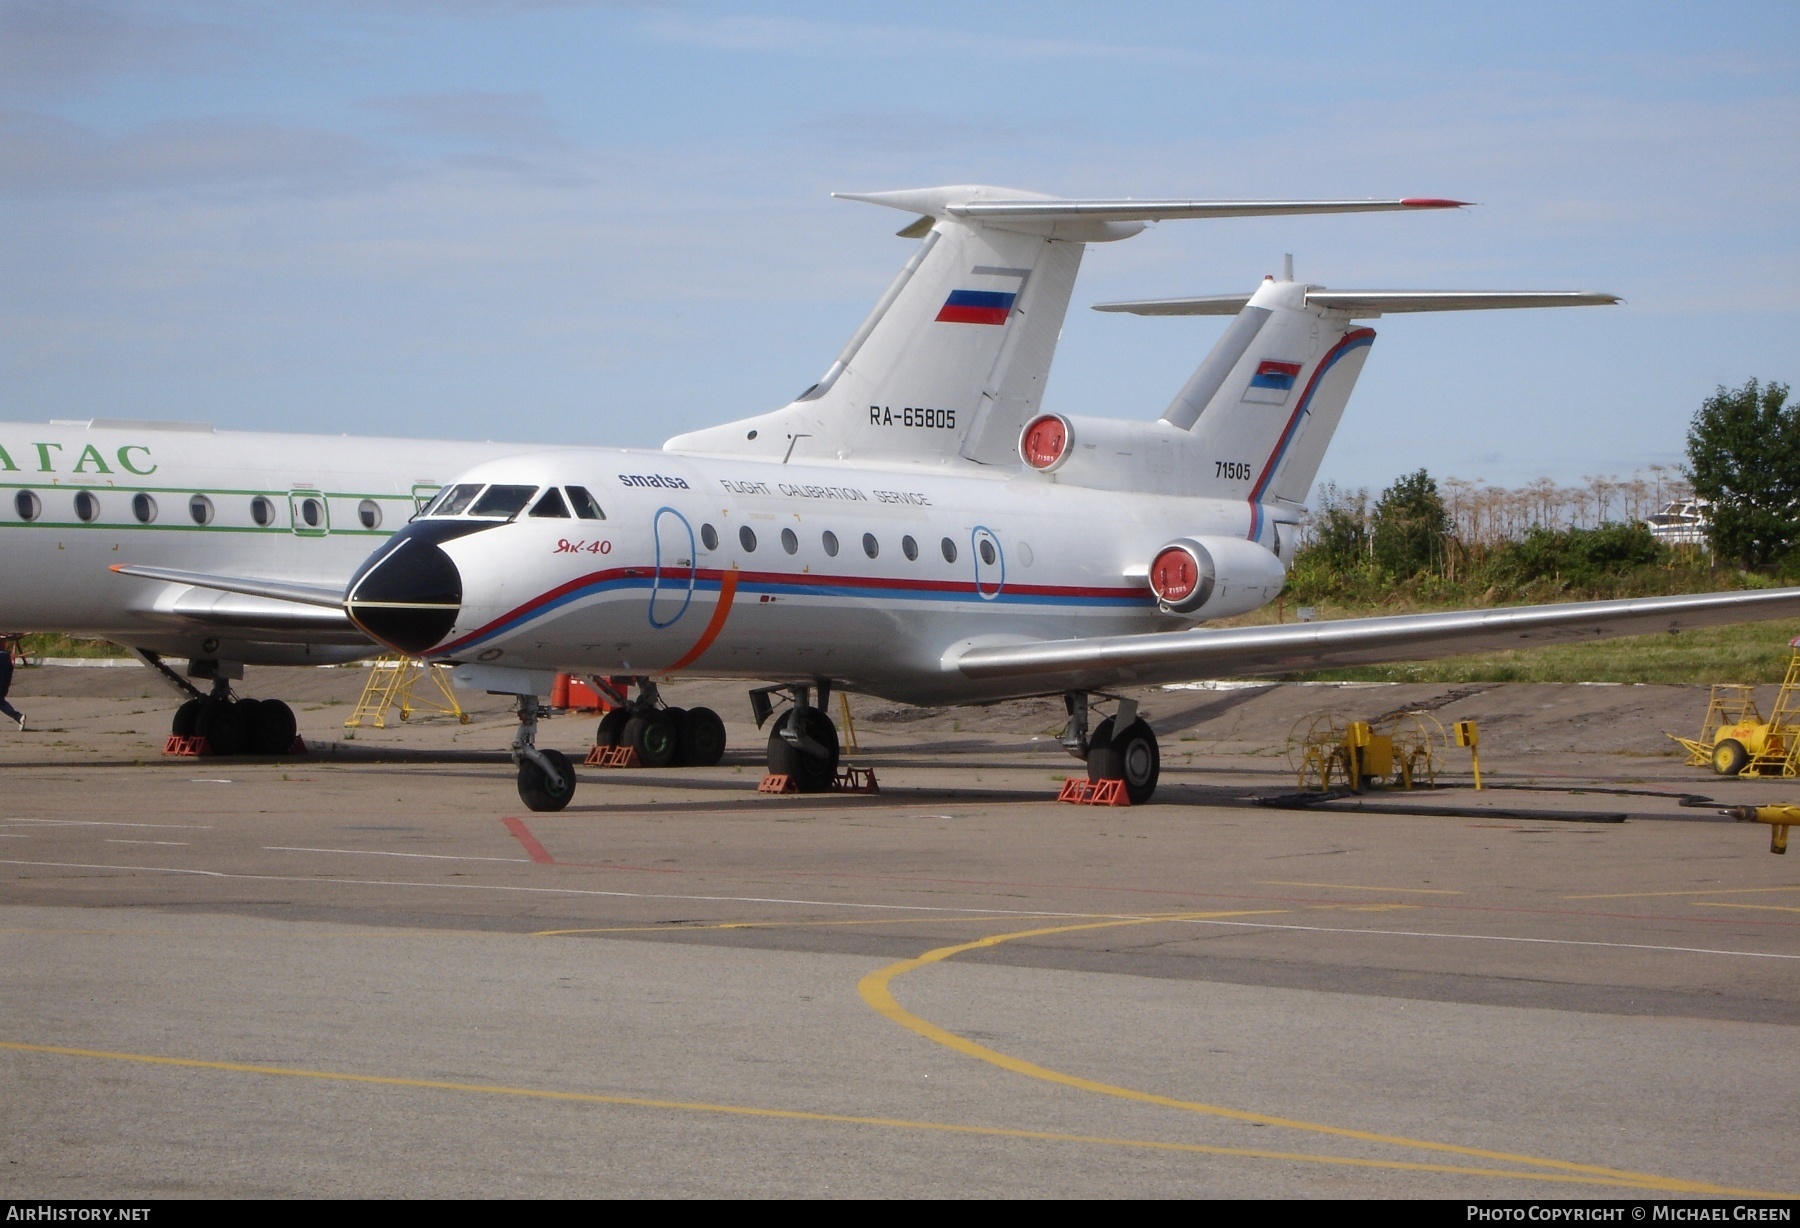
[390,447,1288,706]
[0,420,540,664]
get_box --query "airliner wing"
[110,564,347,609]
[952,588,1800,692]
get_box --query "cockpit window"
[529,488,571,519]
[567,486,606,521]
[469,484,539,519]
[427,483,483,517]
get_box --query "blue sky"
[2,1,1795,495]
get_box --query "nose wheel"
[511,694,575,811]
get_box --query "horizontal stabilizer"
[950,197,1468,223]
[111,564,347,610]
[1096,289,1620,317]
[953,587,1800,693]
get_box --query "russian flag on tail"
[936,289,1016,325]
[1242,358,1303,405]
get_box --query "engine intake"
[1145,536,1286,619]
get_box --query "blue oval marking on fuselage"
[649,505,697,629]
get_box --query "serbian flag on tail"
[936,289,1016,325]
[1242,358,1303,405]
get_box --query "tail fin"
[1095,280,1619,532]
[664,189,1467,469]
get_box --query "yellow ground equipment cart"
[1287,712,1446,792]
[1668,639,1800,777]
[345,654,470,730]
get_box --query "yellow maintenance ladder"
[1668,643,1800,777]
[345,654,470,729]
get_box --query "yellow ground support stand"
[344,655,471,729]
[1287,712,1445,792]
[1669,643,1800,778]
[1667,684,1762,767]
[838,692,859,753]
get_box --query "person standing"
[0,635,25,730]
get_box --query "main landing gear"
[751,682,840,793]
[138,652,299,756]
[1061,691,1161,804]
[589,678,727,768]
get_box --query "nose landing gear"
[512,693,576,812]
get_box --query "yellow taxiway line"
[856,911,1791,1197]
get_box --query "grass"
[1220,603,1800,685]
[18,633,132,658]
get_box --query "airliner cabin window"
[979,538,997,566]
[15,491,40,522]
[131,493,157,523]
[189,494,214,525]
[250,496,275,527]
[902,535,918,561]
[739,525,757,552]
[781,528,798,554]
[862,533,879,559]
[701,524,719,550]
[822,530,839,557]
[529,488,570,518]
[469,485,538,519]
[358,499,383,529]
[941,537,957,563]
[566,486,606,520]
[74,491,99,523]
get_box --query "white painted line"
[105,839,190,847]
[1,818,212,830]
[1168,917,1800,961]
[264,846,531,865]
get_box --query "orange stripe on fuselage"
[663,568,739,672]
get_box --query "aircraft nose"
[346,536,463,655]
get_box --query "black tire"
[1713,737,1751,777]
[660,708,688,764]
[171,697,203,737]
[518,748,576,812]
[678,706,727,767]
[1086,716,1160,803]
[248,698,298,755]
[596,708,629,747]
[195,697,247,756]
[766,708,839,793]
[1085,716,1121,782]
[623,709,679,767]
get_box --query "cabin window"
[298,497,324,528]
[902,535,918,561]
[739,525,757,552]
[780,527,798,555]
[528,489,570,519]
[250,496,275,527]
[14,491,40,522]
[862,532,879,559]
[131,493,157,524]
[700,523,719,551]
[822,530,839,557]
[979,538,997,566]
[940,537,957,563]
[567,486,607,520]
[73,491,99,523]
[470,485,537,519]
[189,494,213,525]
[358,499,383,529]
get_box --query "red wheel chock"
[1057,777,1130,806]
[758,774,796,794]
[585,745,640,768]
[162,735,210,757]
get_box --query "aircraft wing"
[952,588,1800,693]
[109,563,361,642]
[110,564,347,609]
[1094,289,1620,317]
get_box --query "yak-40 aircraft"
[115,185,1800,809]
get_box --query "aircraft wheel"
[767,708,839,793]
[596,708,629,748]
[678,707,727,767]
[171,698,203,737]
[660,708,688,764]
[518,748,576,812]
[1713,738,1751,777]
[1087,717,1161,803]
[623,709,678,768]
[249,699,298,755]
[195,697,248,756]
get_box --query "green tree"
[1307,482,1369,572]
[1370,468,1451,578]
[1686,379,1800,567]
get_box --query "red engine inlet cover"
[1150,546,1200,604]
[1019,414,1070,470]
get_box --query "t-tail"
[1091,276,1620,545]
[663,189,1467,470]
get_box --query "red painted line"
[502,817,554,865]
